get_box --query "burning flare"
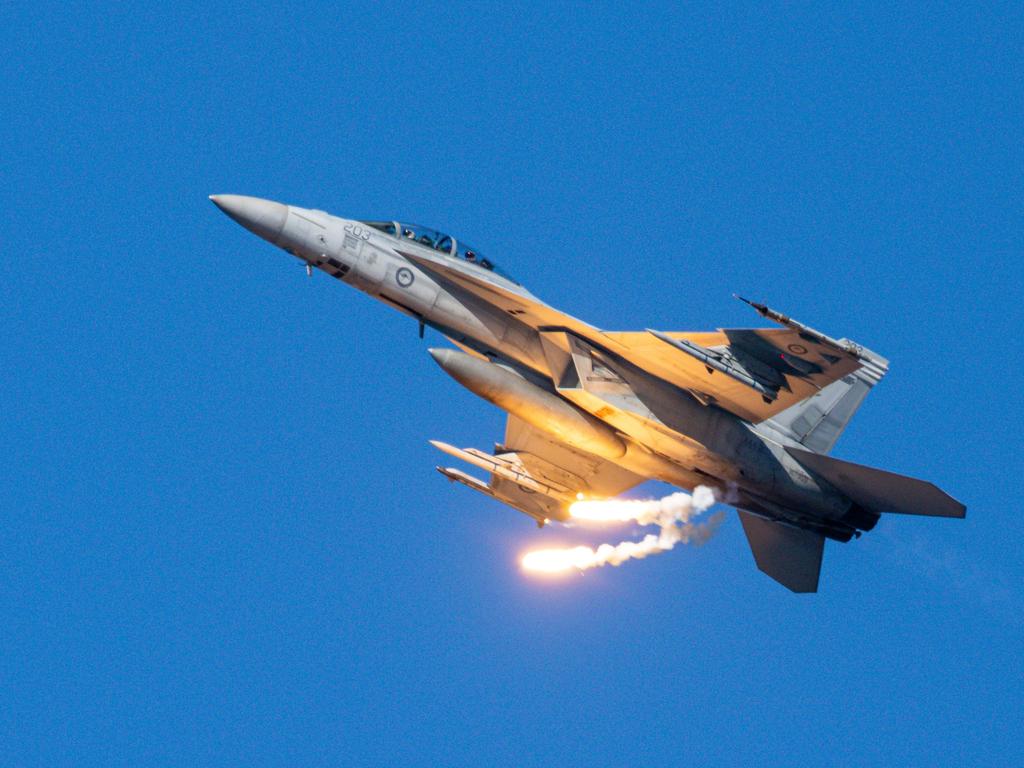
[569,487,716,525]
[522,486,723,574]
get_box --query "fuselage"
[211,195,867,541]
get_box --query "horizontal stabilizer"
[786,447,966,518]
[738,511,824,593]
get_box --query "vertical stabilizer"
[738,511,825,593]
[768,348,888,454]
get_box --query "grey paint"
[210,194,966,593]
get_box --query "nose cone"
[209,194,288,244]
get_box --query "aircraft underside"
[210,194,967,593]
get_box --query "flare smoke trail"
[521,485,724,574]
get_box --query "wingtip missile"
[734,294,770,316]
[734,295,879,362]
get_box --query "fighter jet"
[210,194,966,592]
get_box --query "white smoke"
[522,485,724,574]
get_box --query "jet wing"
[405,249,883,425]
[602,328,865,422]
[432,415,644,525]
[602,314,891,424]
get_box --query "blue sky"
[3,3,1022,766]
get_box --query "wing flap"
[738,511,825,593]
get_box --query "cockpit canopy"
[362,220,515,282]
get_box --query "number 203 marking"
[344,224,372,240]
